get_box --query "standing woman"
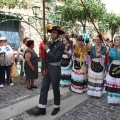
[0,37,14,88]
[87,35,107,97]
[60,36,73,86]
[18,37,30,83]
[106,36,120,104]
[24,40,38,90]
[70,35,88,93]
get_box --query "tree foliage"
[104,12,120,39]
[0,0,28,9]
[56,0,106,32]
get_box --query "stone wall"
[0,0,65,54]
[0,0,43,54]
[19,21,42,54]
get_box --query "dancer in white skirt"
[60,36,73,86]
[70,35,88,93]
[106,36,120,104]
[87,35,107,97]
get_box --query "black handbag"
[0,53,6,66]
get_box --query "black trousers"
[39,64,61,108]
[0,65,12,85]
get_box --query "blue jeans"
[0,65,12,85]
[41,58,45,70]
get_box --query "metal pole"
[43,0,47,72]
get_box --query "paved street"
[55,94,120,120]
[0,75,42,109]
[0,74,120,120]
[1,0,120,119]
[5,91,120,120]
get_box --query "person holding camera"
[0,37,14,88]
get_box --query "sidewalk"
[1,87,89,120]
[0,73,120,120]
[0,74,42,109]
[3,90,120,120]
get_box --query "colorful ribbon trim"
[72,69,86,75]
[107,93,120,98]
[106,81,120,88]
[88,87,103,91]
[87,75,105,80]
[80,53,83,68]
[71,83,87,90]
[71,78,88,82]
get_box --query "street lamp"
[98,21,103,27]
[32,5,40,16]
[55,11,62,26]
[105,23,109,31]
[45,2,51,11]
[55,11,62,20]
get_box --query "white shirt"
[0,45,13,66]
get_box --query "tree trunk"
[83,24,86,33]
[111,34,114,40]
[111,30,115,40]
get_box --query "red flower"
[56,27,61,30]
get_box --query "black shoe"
[51,108,60,116]
[31,85,38,88]
[32,108,46,116]
[27,86,32,90]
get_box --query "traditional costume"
[87,45,107,97]
[60,45,72,86]
[33,26,65,116]
[106,48,120,104]
[70,45,88,93]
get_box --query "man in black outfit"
[33,26,65,116]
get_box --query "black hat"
[77,35,84,41]
[47,26,65,34]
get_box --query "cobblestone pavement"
[55,94,120,120]
[0,74,42,109]
[8,91,73,120]
[8,92,120,120]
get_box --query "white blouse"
[0,45,13,66]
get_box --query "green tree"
[105,12,120,39]
[56,0,106,33]
[0,0,28,9]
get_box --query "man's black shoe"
[51,108,60,116]
[32,108,46,116]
